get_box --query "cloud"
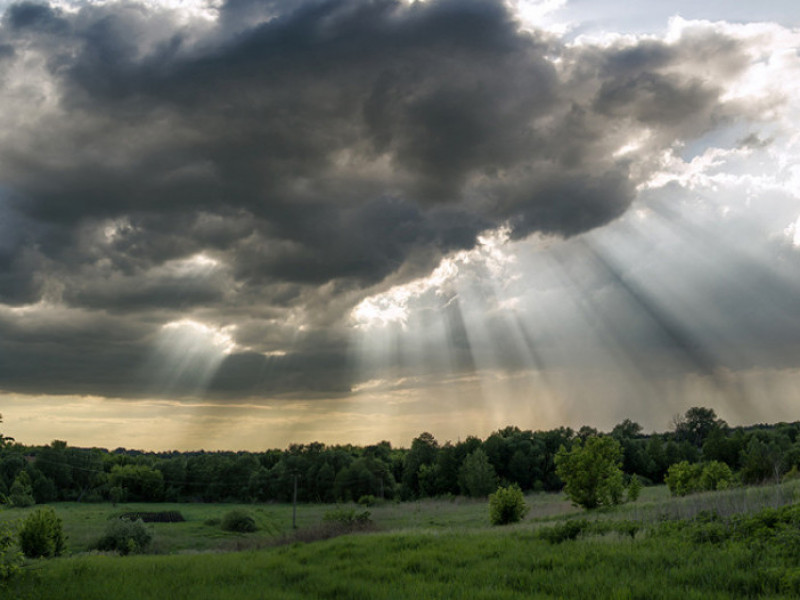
[0,0,787,400]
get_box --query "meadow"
[2,481,800,599]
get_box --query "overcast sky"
[1,0,799,450]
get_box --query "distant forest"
[1,408,798,505]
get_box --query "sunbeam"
[145,319,237,397]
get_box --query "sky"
[0,0,799,451]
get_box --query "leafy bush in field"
[665,461,702,496]
[358,495,378,507]
[627,475,642,502]
[118,511,184,523]
[538,519,589,543]
[322,507,372,526]
[665,461,734,496]
[0,522,23,581]
[18,507,65,558]
[221,509,257,533]
[96,519,152,555]
[699,461,734,491]
[488,484,528,525]
[555,436,625,509]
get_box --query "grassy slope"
[3,483,800,599]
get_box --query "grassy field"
[2,482,800,599]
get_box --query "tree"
[739,436,782,484]
[109,464,164,502]
[674,407,726,448]
[8,471,35,508]
[1,521,23,582]
[458,449,498,498]
[402,432,438,498]
[555,436,625,510]
[0,414,13,449]
[612,419,642,440]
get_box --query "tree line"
[1,408,799,506]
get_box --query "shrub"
[322,507,372,526]
[0,522,23,581]
[665,461,703,496]
[358,495,378,507]
[666,460,734,496]
[221,509,257,533]
[699,461,734,491]
[538,519,589,544]
[18,507,66,558]
[96,519,152,555]
[117,511,184,523]
[627,474,642,502]
[488,484,528,525]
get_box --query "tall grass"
[3,482,800,599]
[620,479,800,523]
[5,521,800,599]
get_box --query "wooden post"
[292,473,298,529]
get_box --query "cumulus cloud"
[0,0,790,399]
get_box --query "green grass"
[3,482,800,599]
[0,491,579,554]
[5,521,800,599]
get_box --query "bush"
[538,519,589,544]
[627,475,642,502]
[322,507,372,526]
[665,461,703,496]
[666,460,734,496]
[18,507,66,558]
[699,461,734,491]
[96,519,152,555]
[0,522,23,581]
[488,484,528,525]
[221,509,257,533]
[117,511,184,523]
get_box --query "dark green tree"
[402,432,439,498]
[458,449,498,498]
[0,414,13,449]
[109,464,164,502]
[8,471,35,508]
[675,407,727,448]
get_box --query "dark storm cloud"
[0,0,753,397]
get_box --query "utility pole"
[292,472,299,529]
